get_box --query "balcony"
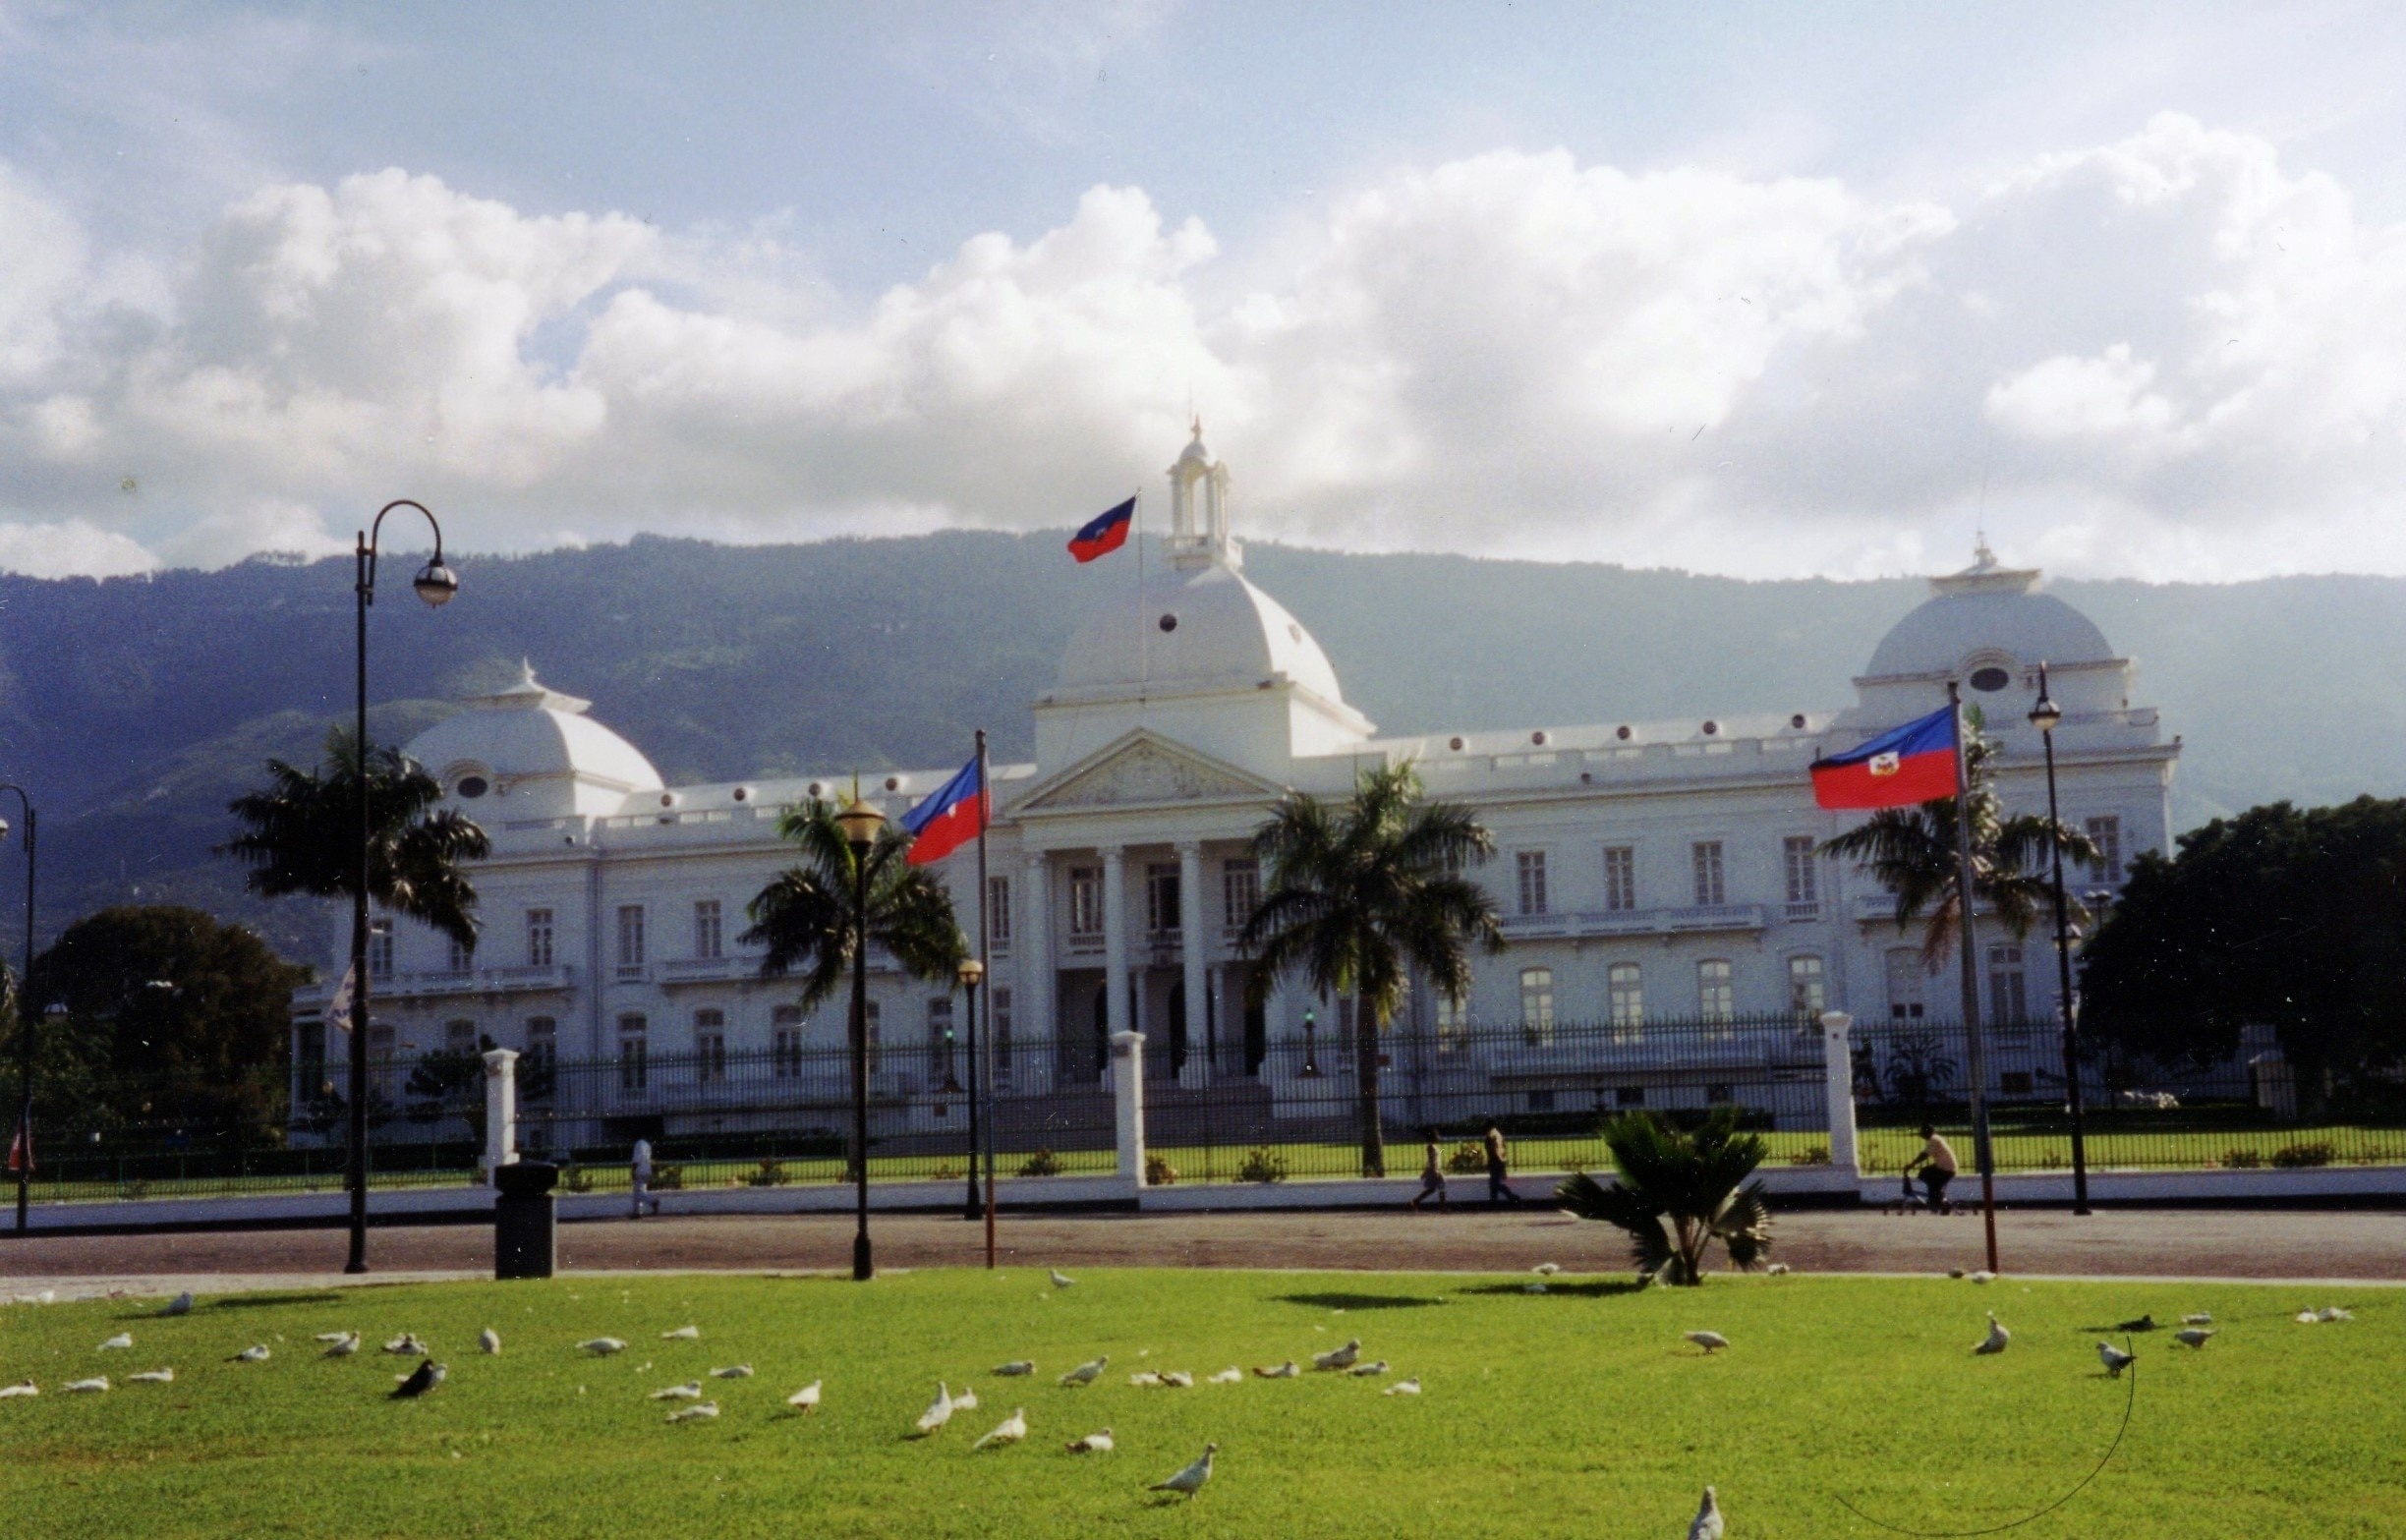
[661,956,738,985]
[1498,904,1768,941]
[319,964,576,1001]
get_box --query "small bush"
[2035,1151,2067,1170]
[932,1162,961,1181]
[652,1164,685,1190]
[2269,1141,2334,1169]
[1444,1141,1487,1174]
[560,1164,594,1193]
[1790,1144,1831,1166]
[742,1158,787,1187]
[1234,1147,1289,1184]
[2222,1147,2264,1169]
[1016,1149,1062,1178]
[1144,1152,1179,1186]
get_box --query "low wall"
[1869,1165,2406,1206]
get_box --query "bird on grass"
[323,1334,361,1358]
[1059,1357,1108,1387]
[314,1331,355,1344]
[1685,1332,1730,1354]
[1532,1263,1561,1277]
[580,1338,628,1356]
[2319,1306,2354,1322]
[2182,1313,2213,1327]
[666,1401,718,1424]
[1975,1313,2010,1355]
[1158,1372,1193,1389]
[1765,1263,1792,1277]
[2174,1328,2217,1348]
[390,1361,445,1399]
[230,1344,270,1364]
[916,1383,956,1434]
[1253,1361,1298,1379]
[2096,1341,2135,1378]
[1688,1485,1725,1540]
[993,1360,1036,1377]
[128,1368,173,1385]
[711,1365,753,1380]
[1312,1339,1362,1371]
[2294,1310,2321,1324]
[1148,1444,1216,1498]
[159,1292,194,1317]
[971,1408,1028,1450]
[1384,1378,1421,1397]
[661,1325,701,1340]
[65,1377,109,1394]
[651,1382,704,1401]
[787,1380,822,1413]
[1968,1271,1997,1285]
[2113,1314,2157,1333]
[1127,1371,1163,1388]
[1347,1360,1389,1378]
[98,1333,134,1351]
[1207,1367,1241,1385]
[0,1382,35,1398]
[1050,1270,1077,1288]
[954,1388,980,1410]
[479,1329,501,1355]
[382,1334,428,1356]
[1065,1428,1114,1454]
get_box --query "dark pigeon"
[391,1360,447,1399]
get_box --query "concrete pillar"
[1177,841,1209,1089]
[1101,845,1129,1047]
[482,1048,521,1184]
[1819,1011,1859,1178]
[1110,1030,1147,1186]
[1020,853,1054,1092]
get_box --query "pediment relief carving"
[1022,737,1277,812]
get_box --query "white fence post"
[482,1049,520,1185]
[1818,1011,1859,1180]
[1109,1031,1147,1188]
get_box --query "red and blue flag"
[1809,704,1958,810]
[900,754,987,866]
[1067,496,1135,563]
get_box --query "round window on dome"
[1158,613,1178,633]
[1969,665,2012,693]
[454,775,488,800]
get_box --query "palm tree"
[740,798,965,1014]
[1820,715,2098,987]
[1240,762,1504,1178]
[1557,1108,1773,1284]
[220,726,490,954]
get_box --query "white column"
[1819,1011,1859,1179]
[1177,841,1209,1089]
[482,1048,521,1184]
[1101,846,1129,1053]
[1020,853,1054,1093]
[1110,1030,1147,1188]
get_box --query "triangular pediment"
[1013,730,1286,816]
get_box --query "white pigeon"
[953,1388,980,1411]
[1347,1360,1389,1377]
[1384,1378,1422,1397]
[159,1292,194,1317]
[1312,1339,1362,1371]
[1059,1356,1108,1387]
[711,1365,753,1380]
[1689,1485,1725,1540]
[1531,1262,1562,1277]
[666,1401,718,1424]
[2181,1313,2213,1327]
[971,1407,1029,1451]
[993,1360,1036,1377]
[916,1382,956,1434]
[1685,1332,1731,1354]
[230,1344,270,1363]
[2318,1306,2353,1323]
[1065,1428,1115,1454]
[787,1380,823,1412]
[479,1329,501,1355]
[580,1338,628,1355]
[0,1381,35,1398]
[1207,1367,1242,1385]
[323,1334,361,1358]
[1159,1371,1193,1389]
[1969,1270,1997,1284]
[1253,1361,1298,1379]
[2096,1341,2135,1377]
[1050,1270,1077,1288]
[1148,1443,1217,1498]
[1765,1262,1792,1277]
[1127,1371,1163,1388]
[313,1331,355,1343]
[651,1382,704,1400]
[2295,1310,2321,1324]
[98,1333,134,1351]
[1975,1313,2010,1355]
[65,1377,109,1394]
[382,1334,427,1356]
[2174,1328,2216,1348]
[661,1325,701,1340]
[128,1368,174,1385]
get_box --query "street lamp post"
[346,501,459,1276]
[833,794,887,1282]
[957,955,985,1221]
[0,786,34,1233]
[2029,663,2091,1216]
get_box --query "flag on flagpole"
[6,1112,29,1175]
[1808,704,1958,810]
[323,961,358,1035]
[899,754,988,867]
[1066,496,1136,563]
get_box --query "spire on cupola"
[1167,417,1239,572]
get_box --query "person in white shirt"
[630,1137,659,1218]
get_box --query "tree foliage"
[740,798,965,1013]
[1556,1108,1773,1285]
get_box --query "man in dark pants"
[1484,1122,1521,1205]
[1903,1122,1957,1212]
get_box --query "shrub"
[742,1158,787,1188]
[2269,1141,2334,1169]
[1444,1141,1487,1174]
[1790,1144,1831,1166]
[2035,1151,2066,1170]
[1016,1149,1062,1178]
[652,1164,685,1190]
[2222,1147,2264,1169]
[1234,1147,1288,1184]
[560,1163,594,1193]
[933,1162,961,1181]
[1144,1153,1179,1186]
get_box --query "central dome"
[403,662,663,818]
[1862,548,2115,681]
[1055,560,1347,704]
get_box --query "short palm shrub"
[1557,1107,1772,1285]
[1444,1141,1487,1174]
[1234,1148,1289,1184]
[1144,1153,1179,1186]
[560,1164,594,1193]
[742,1158,788,1187]
[652,1164,685,1191]
[2223,1148,2264,1169]
[1790,1144,1831,1166]
[1016,1149,1062,1177]
[2270,1141,2334,1169]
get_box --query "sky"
[5,1,2406,582]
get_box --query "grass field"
[2,1269,2397,1537]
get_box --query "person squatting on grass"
[1408,1129,1447,1210]
[1905,1123,1957,1212]
[1485,1122,1521,1205]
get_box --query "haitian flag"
[900,754,987,866]
[1067,496,1135,562]
[1809,704,1958,810]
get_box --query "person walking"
[1483,1122,1521,1205]
[1407,1129,1447,1211]
[630,1136,659,1219]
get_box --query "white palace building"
[296,430,2177,1150]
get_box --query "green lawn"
[2,1269,2397,1537]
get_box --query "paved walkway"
[3,1206,2399,1295]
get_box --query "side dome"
[1055,561,1346,704]
[1862,548,2115,682]
[402,662,662,819]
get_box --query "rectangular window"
[1615,1084,1645,1107]
[1885,946,1927,1020]
[2086,816,2124,884]
[522,1016,556,1099]
[1068,867,1105,937]
[1145,863,1181,936]
[296,1021,327,1097]
[693,1008,726,1084]
[987,876,1011,951]
[446,935,473,973]
[367,1024,395,1069]
[1516,850,1549,916]
[1518,966,1556,1046]
[368,919,393,980]
[771,1005,803,1078]
[1783,836,1819,904]
[616,905,646,977]
[1788,955,1826,1020]
[1608,962,1644,1035]
[526,908,554,969]
[865,999,883,1075]
[928,998,956,1084]
[1988,943,2029,1026]
[993,988,1015,1088]
[616,1014,648,1095]
[445,1018,478,1053]
[1434,992,1468,1055]
[1697,959,1735,1024]
[1602,845,1636,911]
[693,899,722,960]
[1691,841,1726,907]
[1222,858,1260,934]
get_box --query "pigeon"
[1312,1339,1362,1371]
[1253,1361,1298,1379]
[1059,1356,1108,1387]
[1065,1428,1115,1454]
[1050,1270,1077,1288]
[1689,1485,1725,1540]
[1969,1270,1996,1284]
[1148,1443,1217,1497]
[1347,1360,1389,1377]
[2182,1313,2213,1327]
[2096,1341,2135,1377]
[953,1388,980,1411]
[916,1383,955,1434]
[971,1407,1028,1450]
[651,1382,704,1400]
[661,1326,701,1340]
[1531,1262,1562,1277]
[666,1401,718,1423]
[1384,1378,1422,1396]
[0,1381,35,1398]
[2295,1310,2322,1324]
[2113,1314,2157,1333]
[314,1331,356,1343]
[1975,1313,2010,1355]
[1524,1282,1549,1294]
[159,1292,194,1317]
[787,1380,822,1412]
[97,1333,134,1351]
[580,1338,628,1355]
[1127,1371,1163,1388]
[1159,1371,1193,1389]
[2174,1328,2217,1348]
[1765,1262,1792,1277]
[1685,1332,1730,1354]
[390,1360,445,1398]
[128,1368,174,1384]
[65,1377,109,1394]
[1207,1367,1241,1385]
[993,1360,1036,1377]
[479,1329,501,1355]
[323,1333,361,1358]
[2319,1306,2353,1323]
[231,1344,270,1363]
[710,1365,753,1380]
[382,1334,428,1356]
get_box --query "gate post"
[1818,1012,1860,1180]
[1109,1031,1147,1189]
[481,1049,520,1185]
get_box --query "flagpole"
[1134,485,1147,707]
[974,727,997,1269]
[1948,680,2000,1274]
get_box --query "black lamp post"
[833,793,887,1282]
[2029,663,2091,1216]
[0,785,34,1233]
[957,954,985,1221]
[345,501,459,1276]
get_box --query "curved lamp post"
[833,793,887,1281]
[956,954,985,1221]
[345,500,459,1276]
[0,785,33,1232]
[2028,664,2091,1216]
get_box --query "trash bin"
[493,1161,558,1280]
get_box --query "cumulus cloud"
[0,519,158,579]
[7,113,2406,580]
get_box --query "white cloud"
[0,518,158,579]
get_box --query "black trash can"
[492,1161,558,1280]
